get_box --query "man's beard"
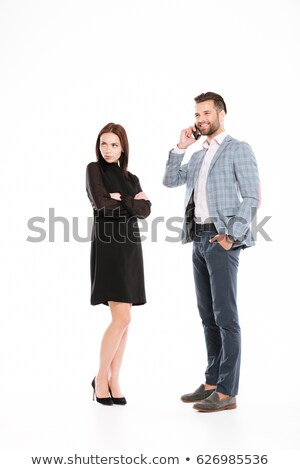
[199,120,220,136]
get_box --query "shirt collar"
[203,131,228,149]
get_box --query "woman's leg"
[109,326,129,397]
[96,302,131,398]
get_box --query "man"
[163,92,260,412]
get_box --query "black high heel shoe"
[91,377,113,406]
[109,386,127,405]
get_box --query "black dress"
[86,161,151,306]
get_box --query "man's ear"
[219,110,225,120]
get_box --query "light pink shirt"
[194,132,228,223]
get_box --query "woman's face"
[99,132,123,164]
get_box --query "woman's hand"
[110,192,122,201]
[134,192,148,200]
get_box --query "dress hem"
[91,298,146,307]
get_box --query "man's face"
[194,100,224,137]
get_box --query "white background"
[0,0,299,467]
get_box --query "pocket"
[207,239,231,253]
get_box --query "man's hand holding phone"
[177,125,201,150]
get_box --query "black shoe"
[91,377,113,406]
[181,384,216,403]
[109,387,127,405]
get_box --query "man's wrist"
[172,145,186,154]
[226,235,235,244]
[177,143,188,150]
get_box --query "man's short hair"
[194,92,227,114]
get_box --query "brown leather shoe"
[193,391,237,412]
[181,384,216,403]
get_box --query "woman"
[86,123,151,406]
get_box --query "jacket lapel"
[207,134,233,176]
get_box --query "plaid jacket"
[163,135,260,246]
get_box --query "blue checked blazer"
[163,135,260,247]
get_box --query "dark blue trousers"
[192,231,241,395]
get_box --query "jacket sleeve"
[86,162,130,216]
[121,175,151,219]
[163,150,188,187]
[229,143,260,240]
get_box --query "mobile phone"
[192,125,201,140]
